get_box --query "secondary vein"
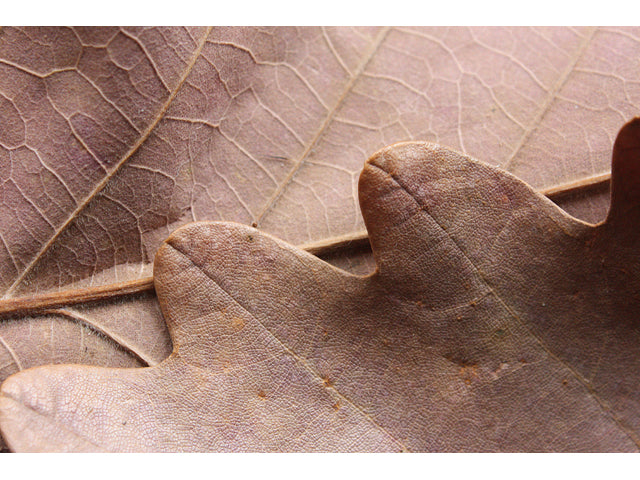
[3,27,214,299]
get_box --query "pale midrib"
[254,27,391,224]
[502,27,598,171]
[168,242,407,452]
[3,26,214,299]
[369,162,640,450]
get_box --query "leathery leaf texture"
[1,119,640,452]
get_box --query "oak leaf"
[0,26,631,384]
[0,26,632,380]
[2,119,639,452]
[1,26,640,451]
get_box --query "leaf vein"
[368,161,640,449]
[166,242,408,452]
[255,27,391,225]
[3,27,214,298]
[503,27,598,171]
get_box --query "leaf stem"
[0,171,610,318]
[539,171,610,199]
[0,278,155,318]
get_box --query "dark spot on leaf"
[322,377,334,388]
[257,390,266,399]
[444,354,471,367]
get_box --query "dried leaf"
[3,26,636,378]
[1,27,640,451]
[0,26,386,388]
[2,119,639,452]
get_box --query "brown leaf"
[0,27,631,378]
[2,119,639,452]
[1,27,639,450]
[0,27,386,395]
[2,27,634,367]
[5,26,637,297]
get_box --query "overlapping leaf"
[3,119,639,452]
[1,27,640,450]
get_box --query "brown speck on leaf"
[459,364,479,385]
[257,390,266,399]
[231,317,245,332]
